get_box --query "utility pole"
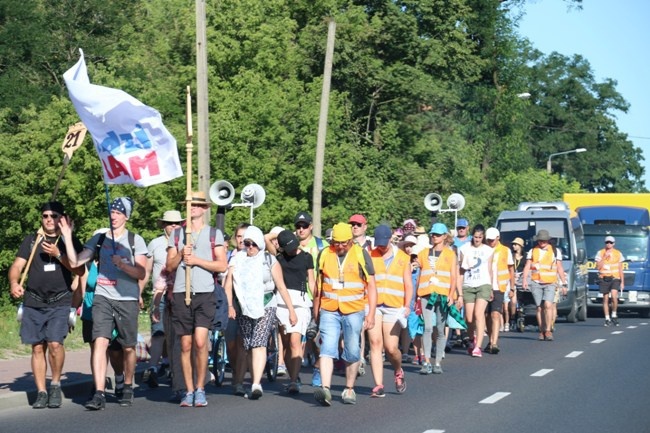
[312,19,336,237]
[196,0,210,222]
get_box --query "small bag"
[306,318,319,340]
[414,297,423,316]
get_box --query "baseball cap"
[486,227,500,240]
[456,218,469,228]
[294,211,313,225]
[349,214,367,225]
[605,235,616,243]
[429,222,448,235]
[374,224,392,247]
[332,223,353,242]
[277,230,299,253]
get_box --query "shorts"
[318,309,364,363]
[238,307,277,350]
[463,284,492,303]
[20,306,69,345]
[92,295,139,347]
[82,319,122,350]
[277,305,311,336]
[150,295,166,336]
[599,278,621,294]
[171,292,217,336]
[487,291,505,313]
[530,281,557,306]
[368,305,403,325]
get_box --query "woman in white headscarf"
[224,226,297,400]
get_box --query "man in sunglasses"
[596,236,624,327]
[349,214,374,251]
[9,201,84,408]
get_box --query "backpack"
[95,231,136,273]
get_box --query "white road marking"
[627,326,638,329]
[566,351,583,358]
[423,430,445,433]
[479,392,511,404]
[531,369,553,377]
[611,331,624,335]
[640,322,648,326]
[591,339,606,344]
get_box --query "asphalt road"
[2,316,648,433]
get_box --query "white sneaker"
[277,364,287,377]
[504,323,510,332]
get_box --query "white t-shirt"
[460,243,494,287]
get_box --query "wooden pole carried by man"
[185,86,194,306]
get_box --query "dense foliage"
[0,0,642,301]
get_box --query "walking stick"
[185,86,193,306]
[19,228,44,287]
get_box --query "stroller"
[515,272,537,332]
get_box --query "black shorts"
[91,295,139,347]
[20,306,69,345]
[171,292,216,336]
[599,277,621,294]
[487,291,505,313]
[81,319,122,350]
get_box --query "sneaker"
[604,319,611,327]
[32,391,48,409]
[471,347,482,358]
[504,323,510,332]
[287,381,301,395]
[341,388,356,405]
[277,364,287,377]
[484,343,492,353]
[85,391,106,411]
[194,388,208,407]
[411,355,421,365]
[119,385,134,407]
[394,368,407,394]
[47,385,62,408]
[433,364,443,374]
[314,386,332,407]
[144,367,159,388]
[612,317,620,327]
[250,383,263,400]
[180,391,194,407]
[370,385,385,398]
[311,367,322,387]
[490,345,500,355]
[419,362,433,375]
[544,331,554,341]
[538,332,546,341]
[233,383,246,397]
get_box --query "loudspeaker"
[447,193,466,211]
[209,180,235,206]
[424,193,443,212]
[240,183,266,209]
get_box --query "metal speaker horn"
[424,193,443,212]
[447,193,466,211]
[209,180,235,206]
[240,183,266,209]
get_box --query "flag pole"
[185,86,193,307]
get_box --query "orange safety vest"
[494,243,511,293]
[417,247,455,297]
[530,246,557,284]
[371,247,409,308]
[597,248,623,278]
[319,246,367,314]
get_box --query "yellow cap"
[332,223,353,242]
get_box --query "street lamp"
[547,148,587,173]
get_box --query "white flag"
[63,49,183,187]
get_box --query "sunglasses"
[42,213,61,219]
[431,233,444,237]
[164,222,180,227]
[605,241,614,244]
[333,241,349,246]
[295,224,310,230]
[243,240,258,248]
[350,222,363,227]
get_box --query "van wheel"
[566,296,579,323]
[577,295,588,321]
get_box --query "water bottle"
[68,307,77,328]
[16,303,23,322]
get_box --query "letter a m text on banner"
[63,49,183,187]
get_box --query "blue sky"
[516,0,650,188]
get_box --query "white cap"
[605,235,615,243]
[486,227,500,240]
[270,226,284,236]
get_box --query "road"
[2,316,649,433]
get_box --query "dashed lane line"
[423,430,445,433]
[611,331,624,335]
[565,351,583,358]
[627,326,638,329]
[591,339,606,344]
[479,392,511,404]
[531,369,553,377]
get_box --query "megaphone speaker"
[424,193,443,212]
[209,180,235,206]
[447,193,466,211]
[240,183,266,209]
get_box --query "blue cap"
[429,223,448,235]
[374,224,393,247]
[456,218,469,228]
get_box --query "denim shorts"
[318,309,364,363]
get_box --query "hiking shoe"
[471,347,482,358]
[287,382,301,395]
[544,331,554,341]
[194,388,208,407]
[538,332,545,341]
[119,385,134,407]
[311,367,322,387]
[85,392,106,411]
[604,319,611,327]
[47,385,62,408]
[490,345,500,355]
[144,367,158,388]
[419,362,433,375]
[484,343,492,353]
[612,317,620,327]
[370,385,385,398]
[314,386,332,407]
[249,384,263,400]
[341,388,356,405]
[180,391,194,407]
[32,391,48,409]
[233,383,246,396]
[433,364,443,374]
[277,364,287,377]
[394,368,407,394]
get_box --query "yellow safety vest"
[531,247,557,284]
[597,248,623,278]
[494,243,511,293]
[319,246,367,314]
[417,247,455,297]
[371,247,409,308]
